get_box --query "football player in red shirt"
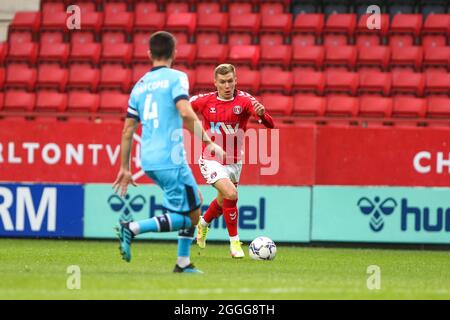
[190,64,274,258]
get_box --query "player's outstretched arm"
[252,100,275,129]
[113,118,139,197]
[176,99,225,160]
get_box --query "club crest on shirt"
[210,107,216,113]
[211,172,217,179]
[233,105,242,115]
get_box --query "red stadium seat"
[291,34,316,47]
[41,2,64,17]
[326,96,359,117]
[0,42,7,65]
[260,14,292,35]
[391,71,425,96]
[196,44,228,65]
[5,64,37,91]
[166,13,197,35]
[9,12,40,33]
[39,31,64,45]
[421,35,447,48]
[132,64,150,84]
[293,70,325,95]
[35,91,67,112]
[70,31,95,45]
[196,32,220,45]
[228,13,261,35]
[260,45,292,68]
[292,45,324,69]
[0,92,3,110]
[358,70,391,96]
[38,43,70,65]
[3,90,35,112]
[133,43,149,64]
[101,43,133,65]
[425,72,450,95]
[133,11,165,33]
[67,91,99,113]
[359,96,393,118]
[103,11,134,34]
[259,69,293,94]
[423,14,450,35]
[227,33,252,46]
[392,96,427,118]
[427,97,450,118]
[356,14,390,37]
[390,46,423,70]
[325,45,357,69]
[260,3,284,16]
[75,12,103,34]
[104,2,127,14]
[355,34,381,48]
[197,2,221,15]
[324,14,357,35]
[292,14,324,35]
[70,2,96,14]
[0,68,5,89]
[37,64,68,92]
[7,42,38,65]
[423,47,450,69]
[8,31,33,44]
[323,34,349,47]
[197,13,229,35]
[390,14,423,37]
[41,11,68,32]
[235,69,260,95]
[68,65,100,91]
[228,45,260,69]
[175,44,197,66]
[325,71,359,95]
[99,91,128,113]
[229,3,252,16]
[102,32,126,45]
[259,34,284,47]
[166,2,190,14]
[357,45,390,70]
[99,65,132,92]
[70,43,101,65]
[172,32,189,44]
[388,34,414,48]
[293,94,326,116]
[193,65,215,93]
[260,94,294,116]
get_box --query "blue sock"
[137,213,192,233]
[177,227,196,265]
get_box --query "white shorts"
[198,158,243,185]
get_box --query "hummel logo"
[210,107,216,113]
[358,197,397,232]
[108,194,146,215]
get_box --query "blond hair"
[214,64,236,78]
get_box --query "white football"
[249,236,277,261]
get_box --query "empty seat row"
[2,39,448,71]
[260,94,450,119]
[9,11,449,37]
[0,90,128,113]
[1,64,448,97]
[1,90,448,120]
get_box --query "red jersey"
[190,90,274,164]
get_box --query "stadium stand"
[0,0,448,127]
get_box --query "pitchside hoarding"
[0,183,84,238]
[312,186,450,244]
[84,184,311,242]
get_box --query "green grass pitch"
[0,238,449,300]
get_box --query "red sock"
[203,199,223,224]
[223,198,238,237]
